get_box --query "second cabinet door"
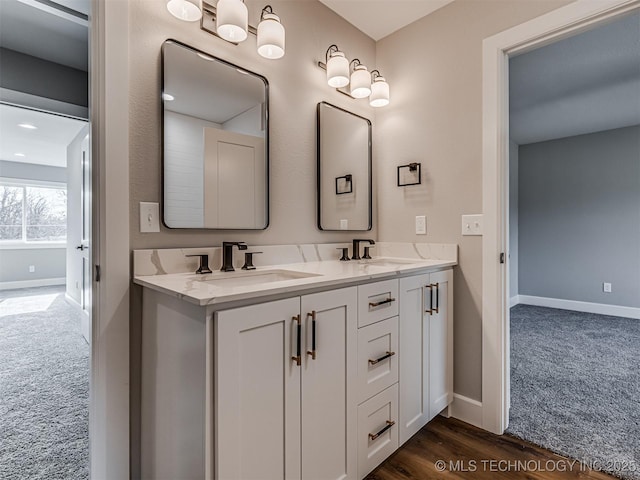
[301,287,357,480]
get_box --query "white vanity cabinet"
[216,287,357,480]
[398,269,453,445]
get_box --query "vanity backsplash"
[133,242,457,277]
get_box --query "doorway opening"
[0,0,91,477]
[482,0,640,478]
[506,10,640,476]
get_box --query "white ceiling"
[0,104,87,168]
[510,12,640,145]
[0,0,89,71]
[319,0,455,40]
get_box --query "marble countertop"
[133,257,456,307]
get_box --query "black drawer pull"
[425,284,433,314]
[432,283,440,313]
[368,351,396,366]
[369,420,395,440]
[369,297,396,308]
[306,311,317,360]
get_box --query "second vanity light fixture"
[166,0,285,60]
[320,45,390,107]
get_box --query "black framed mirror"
[317,102,372,231]
[162,40,269,229]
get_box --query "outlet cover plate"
[415,215,426,235]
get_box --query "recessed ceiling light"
[18,123,37,130]
[14,153,26,157]
[162,93,175,101]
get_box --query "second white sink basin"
[194,269,321,288]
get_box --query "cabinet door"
[216,297,301,480]
[398,274,430,445]
[301,287,357,480]
[427,269,453,420]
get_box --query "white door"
[300,287,357,480]
[398,274,430,445]
[216,297,301,480]
[79,134,91,342]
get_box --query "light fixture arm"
[349,58,363,73]
[371,69,383,80]
[260,4,273,20]
[325,44,340,63]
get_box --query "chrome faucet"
[221,242,248,272]
[352,239,375,260]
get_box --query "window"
[0,181,67,243]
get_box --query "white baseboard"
[449,393,483,429]
[517,295,640,320]
[0,277,66,291]
[65,292,83,311]
[510,295,520,307]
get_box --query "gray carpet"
[507,304,640,480]
[0,286,89,480]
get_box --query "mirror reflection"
[162,40,269,229]
[317,102,372,231]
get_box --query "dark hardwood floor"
[366,416,616,480]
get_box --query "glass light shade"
[166,0,202,22]
[369,77,389,107]
[216,0,248,42]
[257,13,285,59]
[326,52,349,88]
[350,65,371,99]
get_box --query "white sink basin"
[193,269,321,288]
[358,257,417,267]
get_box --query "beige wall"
[129,0,377,251]
[375,0,570,401]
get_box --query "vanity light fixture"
[174,1,286,59]
[325,45,349,88]
[216,0,248,42]
[317,46,390,106]
[349,59,371,99]
[257,5,285,59]
[369,70,389,107]
[166,0,202,22]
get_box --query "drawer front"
[358,279,399,327]
[357,384,399,480]
[357,317,399,404]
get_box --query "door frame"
[89,0,130,477]
[481,0,640,435]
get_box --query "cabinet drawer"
[358,279,399,327]
[357,317,398,404]
[357,384,399,480]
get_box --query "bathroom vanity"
[134,243,456,480]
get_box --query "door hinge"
[499,253,505,264]
[95,264,101,282]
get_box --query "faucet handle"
[363,246,374,260]
[337,247,350,261]
[242,251,263,270]
[186,254,213,274]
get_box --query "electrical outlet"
[415,215,426,235]
[340,219,348,230]
[140,202,160,233]
[603,282,612,293]
[462,214,483,236]
[28,265,35,273]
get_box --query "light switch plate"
[462,214,483,236]
[340,219,348,230]
[415,215,426,235]
[140,202,160,233]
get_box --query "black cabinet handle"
[368,351,395,366]
[369,420,395,440]
[306,311,317,360]
[425,284,433,314]
[433,283,440,313]
[292,315,301,366]
[369,297,396,308]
